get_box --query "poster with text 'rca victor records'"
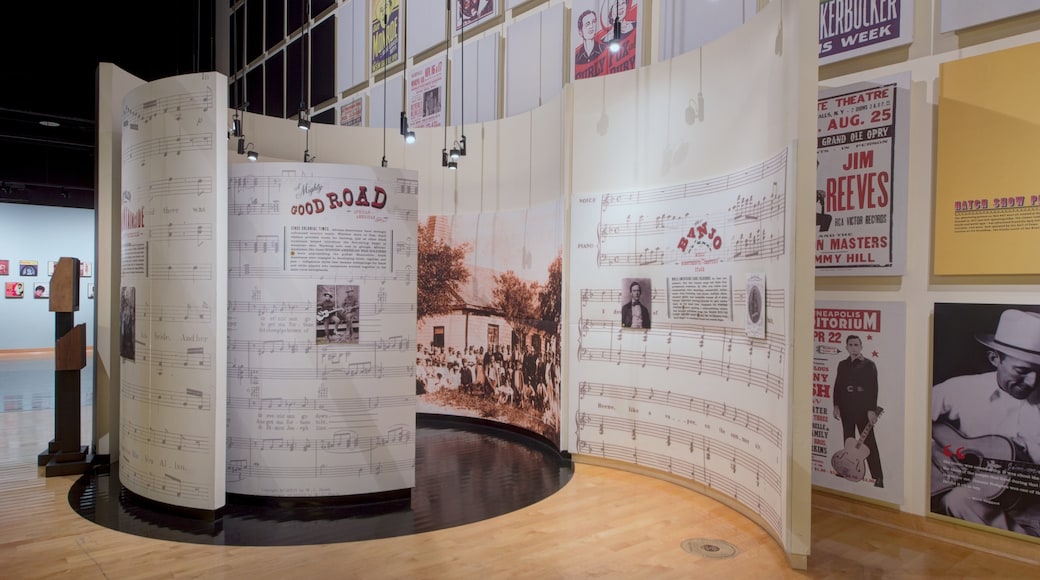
[934,42,1040,275]
[812,301,904,504]
[816,72,908,276]
[818,0,914,65]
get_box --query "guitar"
[316,307,344,323]
[830,407,884,483]
[930,422,1039,507]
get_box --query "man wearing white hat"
[931,308,1040,537]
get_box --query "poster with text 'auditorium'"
[934,43,1040,275]
[569,147,793,541]
[225,162,418,497]
[812,301,904,504]
[818,0,913,65]
[816,73,908,276]
[572,0,640,81]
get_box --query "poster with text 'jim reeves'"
[816,72,909,276]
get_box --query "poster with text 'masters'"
[812,301,904,505]
[816,72,908,276]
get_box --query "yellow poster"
[934,42,1040,275]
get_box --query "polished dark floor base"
[68,417,573,546]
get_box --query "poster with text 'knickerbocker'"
[934,42,1040,275]
[812,300,904,504]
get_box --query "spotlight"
[405,130,416,144]
[237,137,246,155]
[399,111,409,136]
[459,135,467,156]
[298,110,310,131]
[448,160,458,170]
[381,156,388,168]
[450,145,460,161]
[231,117,242,138]
[246,143,258,161]
[442,148,449,167]
[610,17,622,53]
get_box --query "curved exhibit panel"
[567,1,799,543]
[225,162,419,497]
[119,72,229,511]
[415,199,565,448]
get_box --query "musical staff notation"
[226,425,412,455]
[137,176,213,199]
[121,461,211,503]
[148,262,213,281]
[123,420,211,453]
[226,458,415,483]
[123,87,214,125]
[576,382,782,448]
[122,380,212,411]
[574,439,780,533]
[140,300,212,323]
[226,393,413,415]
[149,222,213,245]
[125,133,214,165]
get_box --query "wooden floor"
[2,408,1039,579]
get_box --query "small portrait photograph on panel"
[620,277,651,329]
[317,284,360,343]
[120,286,136,360]
[33,283,48,299]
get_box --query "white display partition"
[568,0,817,558]
[118,72,228,511]
[569,148,794,539]
[225,163,418,497]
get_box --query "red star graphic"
[872,350,879,358]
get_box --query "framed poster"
[940,0,1040,33]
[812,300,905,504]
[408,54,446,128]
[816,72,909,276]
[934,42,1040,275]
[931,303,1040,538]
[5,281,24,298]
[0,259,8,275]
[819,0,914,65]
[371,0,401,75]
[572,0,640,81]
[339,95,364,127]
[456,0,498,32]
[19,260,38,277]
[32,283,48,299]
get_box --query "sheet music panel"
[119,72,227,511]
[226,163,418,497]
[569,147,793,540]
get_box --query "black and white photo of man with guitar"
[833,335,885,488]
[317,285,359,343]
[931,304,1040,537]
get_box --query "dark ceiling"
[0,2,217,210]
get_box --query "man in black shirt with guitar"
[833,335,884,488]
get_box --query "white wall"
[0,203,96,349]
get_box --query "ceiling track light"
[231,116,242,138]
[298,110,311,131]
[450,144,460,161]
[609,1,622,53]
[237,137,246,155]
[448,160,458,170]
[459,135,467,156]
[246,143,258,161]
[441,148,449,167]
